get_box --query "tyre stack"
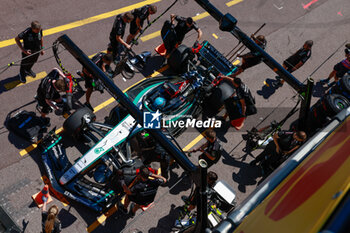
[306,93,350,133]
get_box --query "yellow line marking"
[5,50,107,92]
[0,0,161,49]
[182,132,206,151]
[4,72,47,90]
[19,65,169,157]
[20,127,63,156]
[141,12,209,42]
[226,0,244,7]
[87,205,118,233]
[232,59,240,65]
[193,12,210,21]
[212,33,218,39]
[264,80,270,87]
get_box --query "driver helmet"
[154,97,166,109]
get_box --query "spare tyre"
[322,93,350,116]
[63,107,96,137]
[167,45,191,74]
[329,75,350,101]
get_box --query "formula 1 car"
[41,40,238,211]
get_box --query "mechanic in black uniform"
[181,171,218,213]
[120,166,167,217]
[321,47,350,87]
[250,130,307,176]
[187,129,222,168]
[161,14,202,57]
[108,12,134,63]
[220,77,256,130]
[230,35,267,78]
[126,4,157,44]
[136,131,171,180]
[36,68,68,121]
[15,21,44,83]
[272,40,313,88]
[79,52,113,111]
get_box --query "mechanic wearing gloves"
[15,21,44,83]
[119,166,167,218]
[126,4,157,44]
[187,129,222,168]
[220,77,256,130]
[250,130,307,176]
[230,35,267,77]
[108,12,134,63]
[79,52,113,111]
[161,14,202,57]
[36,68,68,123]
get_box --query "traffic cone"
[32,184,52,208]
[155,43,167,56]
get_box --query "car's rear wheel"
[168,45,191,74]
[63,107,96,137]
[204,81,235,115]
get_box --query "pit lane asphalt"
[0,0,349,232]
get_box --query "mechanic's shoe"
[320,78,330,84]
[27,69,36,78]
[129,203,135,218]
[84,102,94,111]
[18,73,26,83]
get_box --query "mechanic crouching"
[119,166,167,217]
[250,130,307,176]
[180,171,218,214]
[36,68,69,125]
[187,129,222,168]
[135,131,171,180]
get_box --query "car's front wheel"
[63,107,96,137]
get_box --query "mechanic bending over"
[108,12,134,63]
[180,171,218,214]
[272,40,313,88]
[186,129,222,168]
[230,35,267,78]
[126,4,157,44]
[219,77,256,130]
[134,131,171,180]
[250,130,307,177]
[36,68,69,124]
[321,47,350,87]
[161,14,202,57]
[119,166,167,218]
[79,52,113,111]
[15,21,44,83]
